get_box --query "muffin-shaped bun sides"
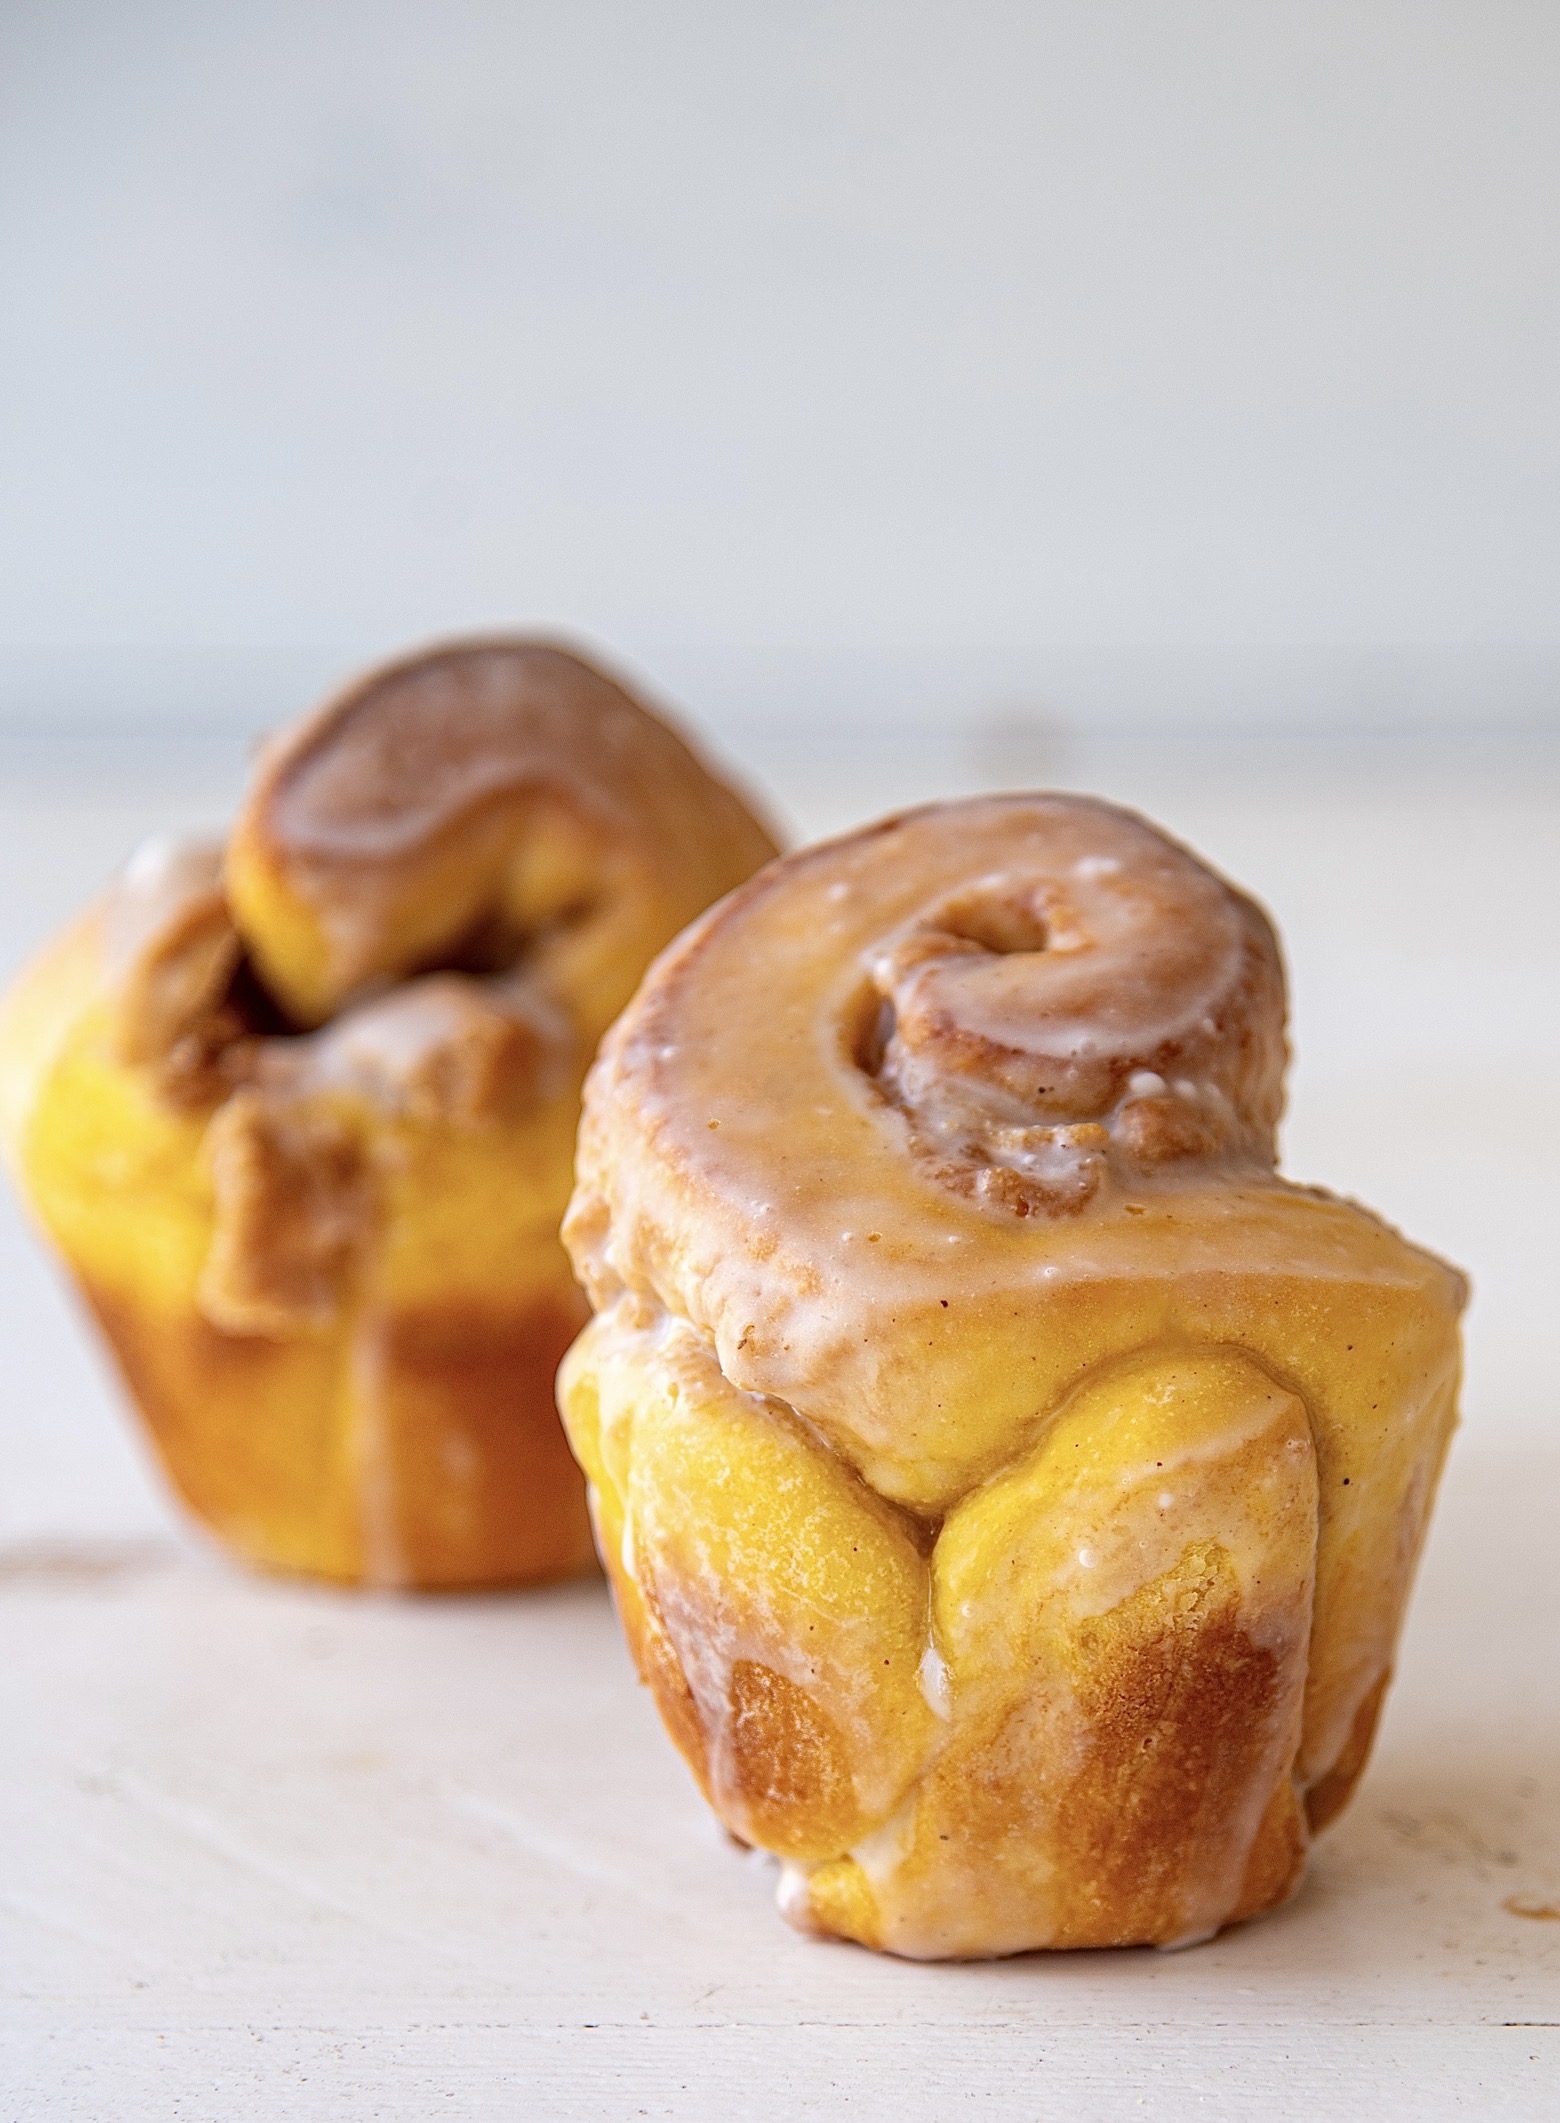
[560,794,1465,1956]
[0,640,778,1588]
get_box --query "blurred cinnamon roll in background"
[0,639,779,1588]
[560,793,1466,1957]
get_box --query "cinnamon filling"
[853,836,1286,1216]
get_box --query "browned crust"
[724,1661,856,1860]
[1231,1778,1309,1924]
[600,1531,714,1794]
[80,1275,594,1589]
[362,1294,595,1589]
[245,637,767,861]
[1304,1668,1392,1833]
[199,1091,374,1336]
[82,1276,358,1578]
[1047,1543,1286,1944]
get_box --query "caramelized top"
[225,639,780,1032]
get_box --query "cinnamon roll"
[0,640,778,1588]
[559,794,1466,1956]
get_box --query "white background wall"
[3,1,1559,697]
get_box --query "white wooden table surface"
[3,728,1558,2119]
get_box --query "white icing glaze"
[916,1643,951,1720]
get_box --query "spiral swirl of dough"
[857,796,1287,1213]
[227,638,778,1035]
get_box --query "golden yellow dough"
[0,639,777,1588]
[559,794,1466,1954]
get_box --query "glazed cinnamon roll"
[0,640,778,1588]
[560,794,1466,1956]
